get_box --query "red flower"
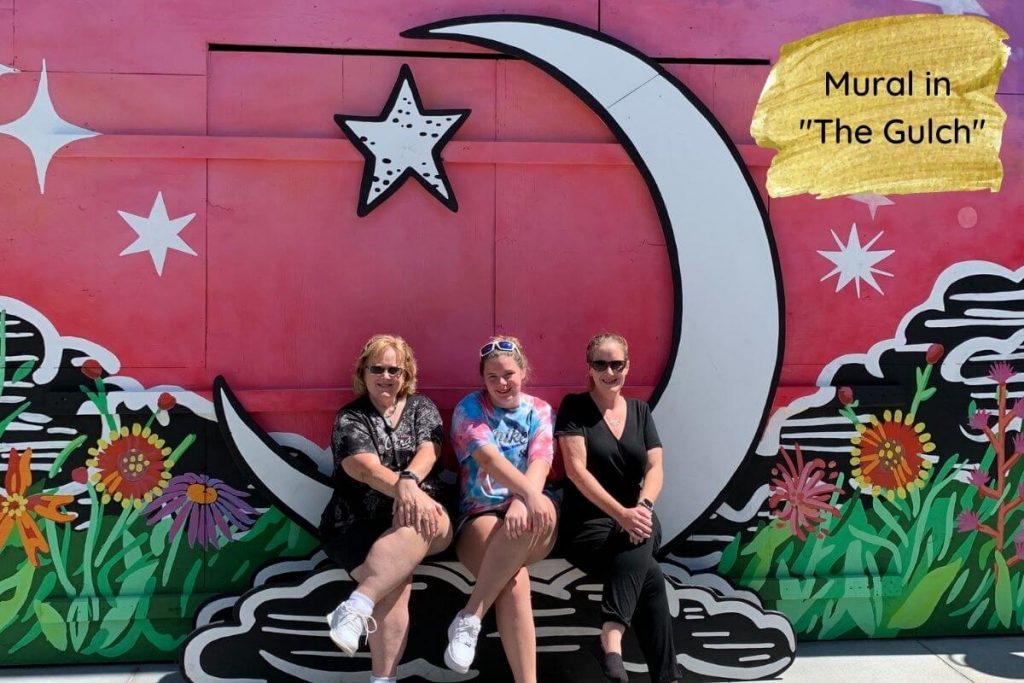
[925,344,944,365]
[71,467,89,484]
[769,444,841,541]
[80,359,103,380]
[0,449,75,566]
[851,409,935,500]
[837,386,854,405]
[86,424,173,508]
[157,392,177,411]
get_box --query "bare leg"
[601,621,626,654]
[455,516,557,683]
[351,513,452,602]
[368,580,413,678]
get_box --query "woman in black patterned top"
[556,333,679,683]
[322,334,453,683]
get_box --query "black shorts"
[321,516,393,572]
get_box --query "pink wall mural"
[0,1,1020,681]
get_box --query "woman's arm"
[638,446,665,504]
[471,443,541,499]
[340,452,401,497]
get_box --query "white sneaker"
[325,599,377,655]
[444,611,481,673]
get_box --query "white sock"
[369,676,396,683]
[348,590,375,615]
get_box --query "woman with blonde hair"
[556,332,679,683]
[323,334,453,683]
[442,336,559,682]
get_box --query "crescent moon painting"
[2,2,1022,682]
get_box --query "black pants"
[564,514,678,683]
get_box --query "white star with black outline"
[118,192,197,276]
[335,64,469,216]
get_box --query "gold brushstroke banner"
[751,15,1009,198]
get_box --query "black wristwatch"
[398,470,422,486]
[639,497,654,511]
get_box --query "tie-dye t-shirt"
[451,390,555,518]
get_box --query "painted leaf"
[33,600,68,651]
[887,559,963,630]
[994,552,1012,628]
[0,562,35,631]
[10,359,34,383]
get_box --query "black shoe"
[590,638,629,683]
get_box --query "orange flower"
[851,409,935,501]
[0,448,75,567]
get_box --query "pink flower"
[769,444,841,541]
[968,469,990,487]
[1012,401,1024,420]
[969,410,992,431]
[837,386,854,406]
[957,509,980,533]
[926,344,944,365]
[988,361,1015,384]
[1016,527,1024,561]
[1014,433,1024,455]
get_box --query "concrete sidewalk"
[0,637,1022,682]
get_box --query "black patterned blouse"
[319,393,449,538]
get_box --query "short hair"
[585,332,629,390]
[352,334,418,398]
[479,334,530,381]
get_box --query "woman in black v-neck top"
[555,333,679,683]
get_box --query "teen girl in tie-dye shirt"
[441,336,560,679]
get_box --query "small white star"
[848,193,894,220]
[118,192,197,276]
[818,224,894,298]
[335,64,469,216]
[0,60,99,194]
[909,0,988,15]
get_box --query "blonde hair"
[352,334,418,398]
[479,334,529,381]
[586,332,629,390]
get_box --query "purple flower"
[1016,527,1024,561]
[1014,433,1024,455]
[143,473,258,549]
[1013,401,1024,420]
[988,361,1015,384]
[957,509,980,533]
[968,469,990,487]
[969,410,992,431]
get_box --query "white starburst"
[909,0,988,15]
[0,60,99,194]
[818,224,894,298]
[118,192,197,276]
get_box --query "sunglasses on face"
[368,365,403,377]
[480,340,519,356]
[589,360,627,372]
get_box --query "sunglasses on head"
[589,359,627,372]
[368,365,403,377]
[480,340,519,357]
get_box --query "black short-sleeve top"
[319,393,447,539]
[554,392,662,526]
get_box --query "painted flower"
[0,449,75,566]
[1012,401,1024,421]
[925,343,944,365]
[968,409,992,431]
[87,424,173,508]
[851,409,935,500]
[157,392,176,411]
[1014,433,1024,455]
[768,444,841,541]
[968,469,990,487]
[80,359,103,380]
[837,386,854,405]
[988,361,1015,384]
[957,509,980,533]
[143,473,257,549]
[1016,527,1024,562]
